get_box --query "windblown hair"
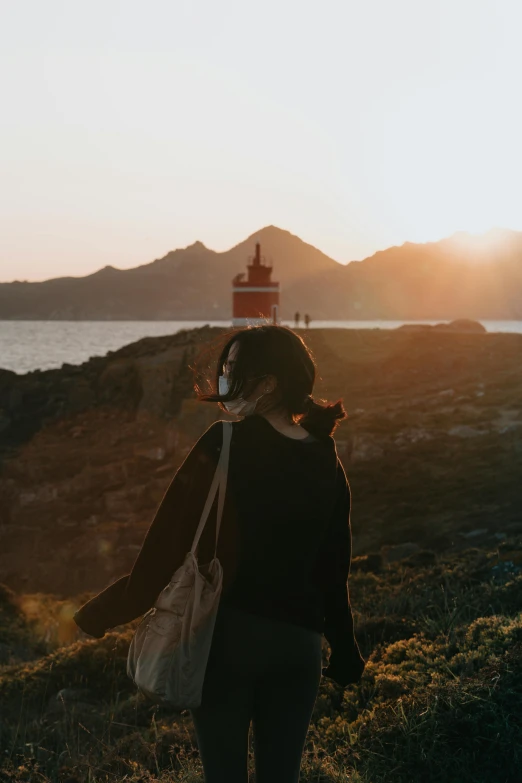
[192,324,347,438]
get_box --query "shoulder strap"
[190,421,233,557]
[214,420,232,555]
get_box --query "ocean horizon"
[1,319,522,375]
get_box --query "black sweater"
[74,414,363,672]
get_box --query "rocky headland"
[1,323,522,599]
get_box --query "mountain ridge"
[1,225,522,320]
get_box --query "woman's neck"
[256,410,309,439]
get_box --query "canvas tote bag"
[127,420,233,707]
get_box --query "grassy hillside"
[1,542,521,782]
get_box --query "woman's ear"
[264,375,278,394]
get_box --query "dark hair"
[192,325,347,438]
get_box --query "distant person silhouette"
[294,311,300,328]
[73,325,365,782]
[304,313,311,329]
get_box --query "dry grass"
[1,541,521,782]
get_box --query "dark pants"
[190,602,323,783]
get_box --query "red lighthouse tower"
[232,243,281,326]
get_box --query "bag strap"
[214,420,232,556]
[190,421,233,557]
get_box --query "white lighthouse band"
[232,316,281,326]
[232,286,281,293]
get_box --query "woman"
[74,324,366,783]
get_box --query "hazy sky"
[1,0,520,282]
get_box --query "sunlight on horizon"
[444,227,519,260]
[1,0,521,281]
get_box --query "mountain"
[1,225,522,320]
[339,227,522,320]
[0,226,343,320]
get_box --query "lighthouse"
[232,242,281,327]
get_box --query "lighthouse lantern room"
[232,243,281,326]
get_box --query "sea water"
[1,319,521,374]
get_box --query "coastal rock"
[350,435,384,463]
[0,328,217,460]
[104,484,148,518]
[134,445,166,461]
[397,319,486,334]
[448,425,487,438]
[435,319,487,333]
[394,428,432,446]
[18,484,59,506]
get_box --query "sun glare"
[445,228,515,259]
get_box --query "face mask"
[218,374,268,417]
